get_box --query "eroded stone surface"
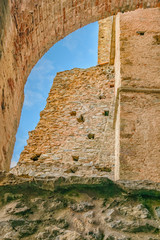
[8,8,160,183]
[114,8,160,182]
[0,172,160,240]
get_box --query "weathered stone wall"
[0,0,159,171]
[114,8,160,182]
[0,1,25,171]
[0,0,9,59]
[98,17,113,65]
[0,0,160,184]
[98,16,115,65]
[10,8,160,183]
[11,65,115,179]
[119,91,160,181]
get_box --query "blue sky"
[11,21,99,167]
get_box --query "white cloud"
[16,136,28,148]
[10,160,17,168]
[24,90,45,108]
[10,153,19,168]
[62,34,78,51]
[28,59,55,92]
[34,59,55,75]
[88,48,96,55]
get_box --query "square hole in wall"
[99,95,106,99]
[109,83,114,88]
[136,31,145,36]
[31,153,41,161]
[87,133,95,139]
[70,111,76,116]
[103,111,109,116]
[72,156,79,161]
[77,114,85,123]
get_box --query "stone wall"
[114,8,160,182]
[0,0,160,184]
[0,0,159,171]
[10,8,160,183]
[98,17,113,65]
[119,91,160,181]
[11,65,115,179]
[0,1,24,171]
[98,16,115,65]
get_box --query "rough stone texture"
[98,17,113,65]
[9,8,160,183]
[0,0,9,58]
[11,65,115,179]
[1,3,160,239]
[114,8,160,182]
[0,2,160,183]
[0,1,160,172]
[119,91,160,182]
[120,8,160,90]
[0,172,160,240]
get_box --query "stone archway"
[0,0,159,171]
